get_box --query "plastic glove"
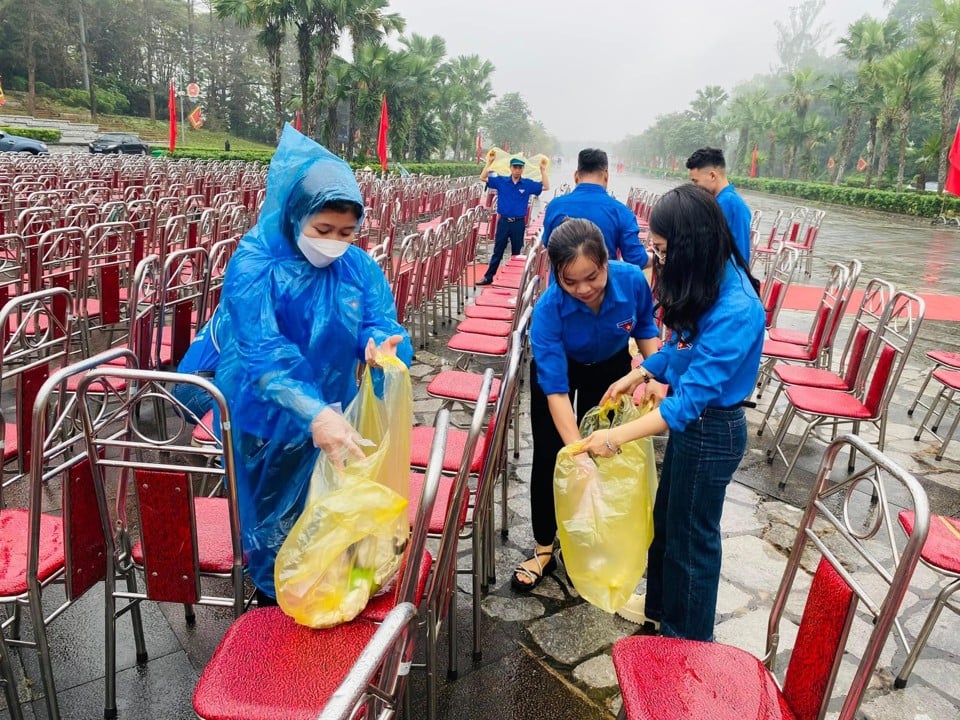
[602,369,645,404]
[365,335,404,368]
[310,407,366,470]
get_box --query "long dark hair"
[648,184,759,341]
[547,218,609,280]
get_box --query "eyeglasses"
[649,246,666,264]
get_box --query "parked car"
[0,130,49,154]
[89,133,150,154]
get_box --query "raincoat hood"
[257,124,365,255]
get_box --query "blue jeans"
[644,407,747,641]
[483,216,525,280]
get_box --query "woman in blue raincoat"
[215,126,413,603]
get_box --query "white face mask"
[297,233,351,268]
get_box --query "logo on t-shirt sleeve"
[617,317,634,333]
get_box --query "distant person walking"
[542,148,648,269]
[686,147,752,264]
[477,154,550,285]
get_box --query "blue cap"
[509,157,525,166]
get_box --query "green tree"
[483,92,532,149]
[775,0,830,72]
[689,85,728,124]
[917,0,960,192]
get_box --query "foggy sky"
[384,0,889,143]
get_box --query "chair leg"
[894,576,960,688]
[935,403,960,461]
[28,593,60,720]
[0,637,23,720]
[907,365,937,416]
[426,607,439,720]
[933,387,956,433]
[757,380,786,437]
[446,585,458,681]
[471,530,483,661]
[915,385,945,442]
[779,418,816,490]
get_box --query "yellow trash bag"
[275,354,413,628]
[486,147,551,181]
[554,395,657,613]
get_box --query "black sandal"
[510,550,557,592]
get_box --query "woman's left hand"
[365,335,404,367]
[579,429,620,459]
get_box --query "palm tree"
[838,16,904,187]
[214,0,291,141]
[823,71,867,185]
[443,54,494,160]
[305,0,404,138]
[780,69,818,178]
[398,34,446,159]
[689,85,728,124]
[724,91,767,174]
[878,45,938,191]
[917,0,960,192]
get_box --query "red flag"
[476,130,483,163]
[294,110,302,132]
[377,95,389,172]
[750,145,758,178]
[856,156,868,172]
[945,118,960,196]
[670,157,677,171]
[168,80,177,153]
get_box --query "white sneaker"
[615,592,660,629]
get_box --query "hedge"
[161,148,481,177]
[0,127,61,143]
[634,168,960,219]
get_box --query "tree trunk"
[296,23,313,134]
[324,99,338,149]
[346,96,357,157]
[266,37,284,143]
[767,138,777,178]
[864,114,879,188]
[876,117,894,188]
[186,0,195,81]
[77,0,97,120]
[26,0,36,116]
[896,105,910,192]
[144,0,156,121]
[937,64,958,194]
[310,25,337,141]
[733,127,749,174]
[833,106,862,185]
[453,114,465,161]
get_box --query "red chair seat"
[928,350,960,369]
[359,549,433,622]
[762,339,818,361]
[192,409,217,444]
[408,471,460,534]
[612,635,797,720]
[767,328,808,345]
[464,305,513,321]
[447,332,508,355]
[785,386,872,419]
[193,607,380,720]
[426,370,501,404]
[774,365,848,391]
[491,276,522,290]
[64,364,128,392]
[410,425,484,474]
[478,286,515,297]
[932,368,960,390]
[3,423,16,461]
[898,511,960,574]
[454,318,512,337]
[131,497,234,573]
[474,293,517,309]
[0,509,64,597]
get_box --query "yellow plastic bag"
[554,396,657,613]
[486,147,551,181]
[275,354,413,628]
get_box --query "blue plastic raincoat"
[215,125,413,596]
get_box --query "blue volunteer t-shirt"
[716,184,752,263]
[531,261,659,395]
[542,183,648,268]
[487,174,543,218]
[642,260,765,431]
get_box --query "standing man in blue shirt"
[542,148,648,268]
[686,147,752,264]
[477,154,550,285]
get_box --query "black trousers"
[529,347,633,546]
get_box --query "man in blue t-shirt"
[477,154,550,285]
[542,148,648,268]
[686,147,752,263]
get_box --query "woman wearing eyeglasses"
[579,183,765,641]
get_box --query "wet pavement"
[2,174,959,719]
